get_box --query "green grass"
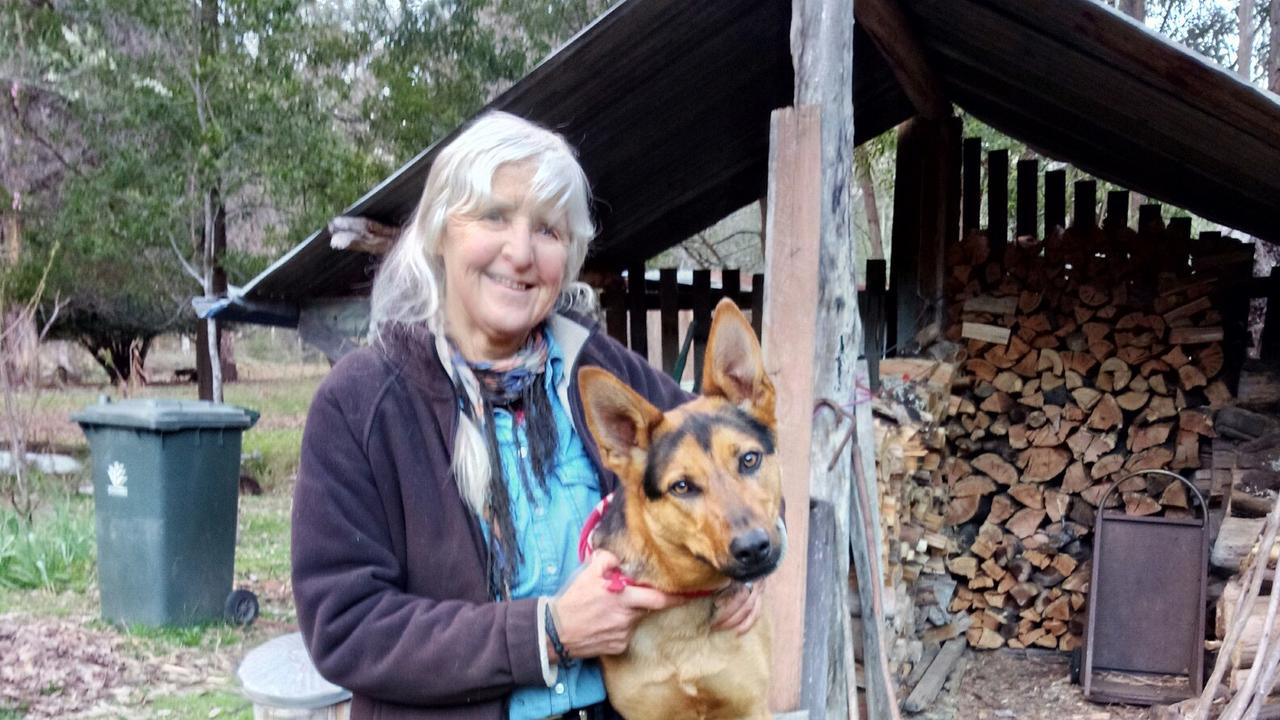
[145,688,253,719]
[240,428,304,492]
[0,493,96,592]
[120,621,252,650]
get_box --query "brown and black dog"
[578,298,785,720]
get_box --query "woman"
[292,112,762,720]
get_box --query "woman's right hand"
[551,550,685,658]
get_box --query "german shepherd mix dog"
[578,299,785,720]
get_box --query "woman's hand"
[552,550,686,658]
[710,581,764,635]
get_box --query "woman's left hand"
[711,581,764,635]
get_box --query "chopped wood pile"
[869,359,966,696]
[939,225,1248,653]
[1165,496,1280,719]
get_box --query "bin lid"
[72,399,259,432]
[237,632,351,709]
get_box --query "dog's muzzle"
[726,516,787,582]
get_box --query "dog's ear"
[701,298,775,425]
[578,366,664,477]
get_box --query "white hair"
[369,111,597,517]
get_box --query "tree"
[2,0,387,385]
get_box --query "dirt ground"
[0,611,292,718]
[917,649,1156,720]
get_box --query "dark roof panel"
[236,0,1280,317]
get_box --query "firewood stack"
[939,224,1245,653]
[871,359,965,685]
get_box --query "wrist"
[545,598,574,666]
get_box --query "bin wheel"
[225,589,259,626]
[1070,646,1082,685]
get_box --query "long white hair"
[369,111,597,517]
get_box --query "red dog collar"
[577,493,717,599]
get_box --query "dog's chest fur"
[601,600,772,720]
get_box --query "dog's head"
[580,299,784,588]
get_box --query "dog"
[578,298,786,720]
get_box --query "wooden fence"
[601,138,1280,393]
[599,269,763,387]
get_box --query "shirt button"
[534,506,546,517]
[554,683,565,695]
[545,563,558,575]
[519,447,528,458]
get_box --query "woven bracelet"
[544,601,573,666]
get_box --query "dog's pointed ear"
[701,298,775,425]
[578,366,664,476]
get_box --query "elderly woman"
[292,112,763,720]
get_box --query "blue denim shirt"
[488,331,606,719]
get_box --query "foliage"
[361,0,609,165]
[0,494,95,592]
[2,0,389,379]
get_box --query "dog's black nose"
[730,528,772,566]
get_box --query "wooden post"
[1016,159,1039,240]
[987,149,1009,256]
[722,269,741,308]
[1073,180,1097,230]
[1167,217,1193,274]
[1105,190,1129,230]
[602,272,627,344]
[692,269,711,392]
[962,137,982,235]
[891,117,954,352]
[866,259,887,391]
[659,268,679,374]
[762,106,822,715]
[890,121,923,353]
[626,262,647,358]
[1045,169,1066,232]
[1262,267,1280,364]
[751,272,765,338]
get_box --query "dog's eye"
[669,478,699,496]
[739,451,761,473]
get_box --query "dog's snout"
[730,528,772,566]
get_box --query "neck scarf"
[446,326,558,600]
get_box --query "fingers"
[711,583,764,634]
[735,587,763,636]
[620,584,686,611]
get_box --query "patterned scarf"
[447,327,558,600]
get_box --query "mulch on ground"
[0,612,288,717]
[916,649,1157,720]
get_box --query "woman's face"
[440,162,569,361]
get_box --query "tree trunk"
[1120,0,1145,22]
[856,147,885,260]
[1268,0,1279,92]
[195,0,229,402]
[1240,0,1256,81]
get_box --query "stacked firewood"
[1168,495,1280,719]
[939,228,1240,652]
[870,359,966,686]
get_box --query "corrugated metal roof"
[228,0,1280,325]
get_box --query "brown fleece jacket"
[291,313,687,719]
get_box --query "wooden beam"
[1016,158,1038,239]
[789,0,890,716]
[854,0,949,119]
[762,106,822,715]
[988,149,1009,255]
[626,262,647,357]
[1045,169,1066,231]
[962,137,982,233]
[659,268,679,374]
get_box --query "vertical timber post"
[763,105,823,717]
[772,0,881,717]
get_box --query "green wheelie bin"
[72,398,259,627]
